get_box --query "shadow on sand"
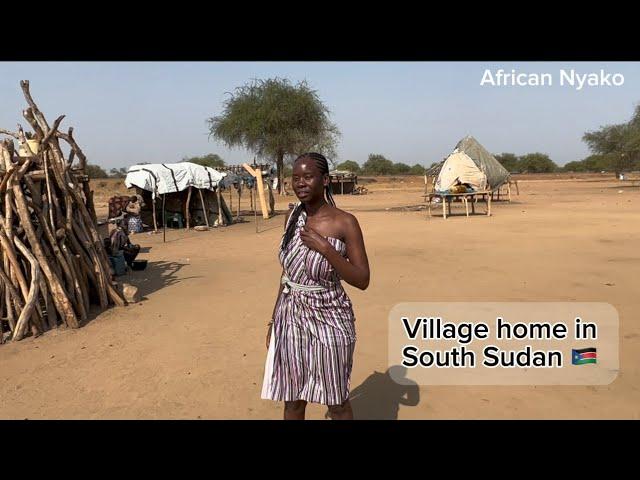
[348,365,420,420]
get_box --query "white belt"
[281,274,326,294]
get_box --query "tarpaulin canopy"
[124,162,227,198]
[435,136,510,192]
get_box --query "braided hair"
[280,152,336,252]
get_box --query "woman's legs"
[123,244,141,266]
[327,400,353,420]
[284,400,307,420]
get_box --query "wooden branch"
[67,225,99,304]
[242,163,269,219]
[56,128,87,171]
[67,149,76,169]
[22,108,45,141]
[186,186,192,229]
[4,287,15,333]
[40,115,65,145]
[11,177,79,328]
[71,219,108,308]
[24,175,79,309]
[0,129,19,139]
[61,243,87,322]
[39,275,57,329]
[0,269,24,311]
[216,187,223,226]
[152,197,158,232]
[0,227,30,305]
[0,165,17,193]
[12,237,41,341]
[71,252,90,315]
[20,81,51,133]
[198,189,210,229]
[43,152,56,232]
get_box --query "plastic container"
[18,139,40,157]
[131,260,148,271]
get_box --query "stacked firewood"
[0,80,125,343]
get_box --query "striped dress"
[261,207,357,406]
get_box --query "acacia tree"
[183,153,225,168]
[336,160,361,173]
[494,153,520,173]
[362,154,394,175]
[208,78,340,194]
[583,104,640,176]
[518,153,558,173]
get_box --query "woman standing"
[126,196,143,234]
[261,153,370,420]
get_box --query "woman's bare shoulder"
[331,206,361,232]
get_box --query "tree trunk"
[277,151,285,195]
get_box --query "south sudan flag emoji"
[572,348,597,365]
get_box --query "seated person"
[109,219,141,267]
[125,196,144,234]
[449,180,474,194]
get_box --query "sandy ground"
[1,174,639,419]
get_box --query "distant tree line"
[495,151,640,174]
[337,154,426,176]
[579,104,640,175]
[563,154,640,173]
[182,153,225,169]
[494,153,558,173]
[85,166,137,179]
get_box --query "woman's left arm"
[300,214,370,290]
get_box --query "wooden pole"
[237,187,241,221]
[43,153,56,232]
[243,164,269,220]
[5,289,15,334]
[162,194,166,243]
[152,196,158,233]
[216,187,223,226]
[267,180,275,216]
[198,189,210,229]
[254,168,269,219]
[12,237,41,341]
[252,189,258,233]
[186,185,192,230]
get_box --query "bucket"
[18,139,40,157]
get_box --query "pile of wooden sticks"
[0,80,125,343]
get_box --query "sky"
[1,62,639,170]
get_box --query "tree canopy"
[362,154,395,175]
[86,164,108,179]
[336,160,361,173]
[583,104,640,174]
[183,153,225,169]
[208,77,339,193]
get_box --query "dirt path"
[1,176,638,419]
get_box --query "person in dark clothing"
[109,219,140,267]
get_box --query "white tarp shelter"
[435,136,510,192]
[124,162,227,198]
